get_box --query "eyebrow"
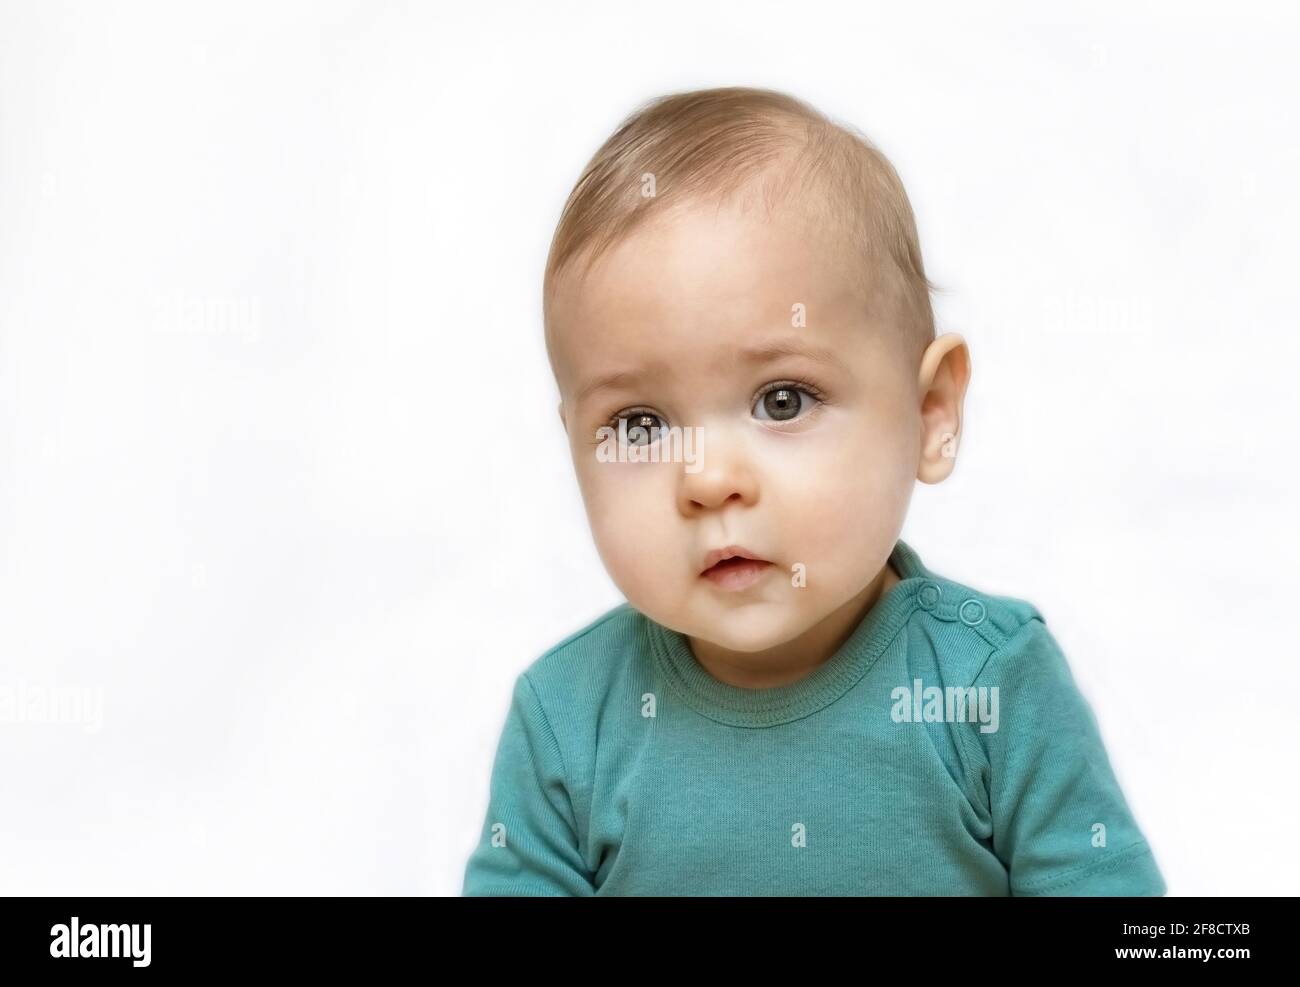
[573,338,842,406]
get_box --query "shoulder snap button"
[959,599,986,626]
[918,582,942,610]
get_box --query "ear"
[916,333,971,484]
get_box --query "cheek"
[763,417,915,567]
[573,456,682,593]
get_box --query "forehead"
[547,197,883,398]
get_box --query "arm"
[968,617,1166,896]
[462,672,595,896]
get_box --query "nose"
[677,424,759,514]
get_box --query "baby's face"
[548,195,924,655]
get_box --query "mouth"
[699,545,774,591]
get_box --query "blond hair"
[543,86,936,364]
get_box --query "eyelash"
[599,378,829,435]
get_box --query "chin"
[690,609,802,655]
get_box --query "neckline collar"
[645,539,931,727]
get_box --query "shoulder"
[502,602,653,814]
[513,601,652,743]
[913,567,1043,642]
[905,560,1057,685]
[522,600,647,688]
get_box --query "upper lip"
[700,544,772,574]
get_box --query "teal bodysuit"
[462,539,1165,896]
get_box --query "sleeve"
[461,672,596,896]
[968,617,1167,896]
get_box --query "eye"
[609,409,666,446]
[752,382,822,423]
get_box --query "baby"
[462,86,1165,896]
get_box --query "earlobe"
[915,333,972,485]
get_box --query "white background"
[2,0,1296,895]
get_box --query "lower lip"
[701,558,773,591]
